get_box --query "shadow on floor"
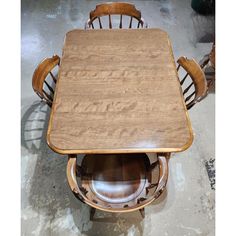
[21,102,169,235]
[191,11,215,45]
[21,102,87,234]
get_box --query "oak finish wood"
[177,56,208,110]
[199,43,215,89]
[47,29,193,154]
[32,55,60,107]
[85,2,147,29]
[66,153,169,214]
[200,42,215,69]
[209,43,215,68]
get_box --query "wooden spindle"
[43,89,53,102]
[180,73,189,85]
[50,72,57,83]
[109,14,112,28]
[44,80,54,94]
[119,14,122,28]
[183,82,194,95]
[137,21,140,28]
[185,91,195,102]
[177,64,181,71]
[45,100,52,107]
[186,102,195,110]
[36,92,44,101]
[129,16,133,28]
[98,17,102,29]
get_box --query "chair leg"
[139,208,145,218]
[90,207,96,220]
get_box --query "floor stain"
[205,158,215,190]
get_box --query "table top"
[47,29,193,154]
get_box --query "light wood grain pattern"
[47,29,193,154]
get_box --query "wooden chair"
[67,153,169,219]
[177,56,208,110]
[199,42,215,90]
[85,2,147,29]
[199,42,215,69]
[32,55,60,107]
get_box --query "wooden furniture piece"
[67,153,169,219]
[209,43,215,68]
[47,29,193,217]
[200,42,215,69]
[32,55,60,107]
[177,56,208,110]
[199,42,215,89]
[85,2,147,29]
[47,29,193,154]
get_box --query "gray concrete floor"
[21,0,215,235]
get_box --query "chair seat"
[81,154,151,205]
[67,153,168,213]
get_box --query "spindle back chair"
[200,42,215,69]
[85,2,147,29]
[32,55,60,107]
[199,42,215,90]
[67,153,169,219]
[177,56,208,110]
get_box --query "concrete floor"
[21,0,215,235]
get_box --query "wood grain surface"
[85,2,146,29]
[47,29,193,154]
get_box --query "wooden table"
[47,29,193,155]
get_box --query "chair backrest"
[85,2,147,29]
[177,56,208,110]
[32,55,60,107]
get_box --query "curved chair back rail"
[177,56,208,110]
[66,153,169,214]
[85,2,147,29]
[32,55,60,107]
